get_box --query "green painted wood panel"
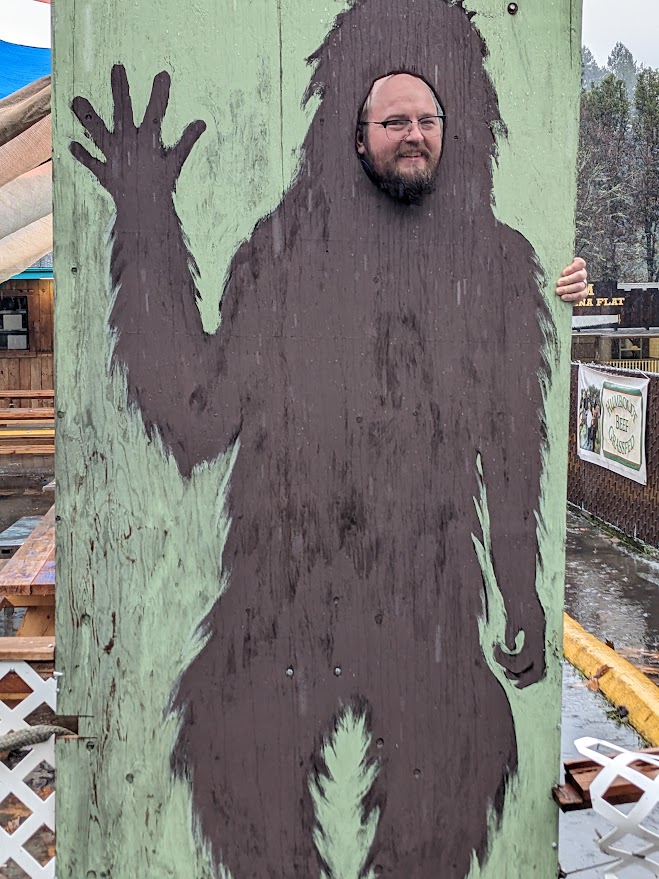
[52,0,582,875]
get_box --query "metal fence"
[568,363,659,548]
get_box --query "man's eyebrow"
[380,113,440,121]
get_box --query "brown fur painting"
[71,0,553,875]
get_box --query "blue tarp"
[0,40,50,100]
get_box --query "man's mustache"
[396,146,431,159]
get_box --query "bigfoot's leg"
[173,582,323,877]
[365,667,517,879]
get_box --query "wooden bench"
[0,396,56,453]
[0,505,55,636]
[0,424,55,455]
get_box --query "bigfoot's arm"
[71,66,238,477]
[477,282,551,689]
[481,431,547,689]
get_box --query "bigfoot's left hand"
[556,257,588,302]
[494,612,546,689]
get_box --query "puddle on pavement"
[565,510,659,675]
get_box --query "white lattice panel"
[576,737,659,878]
[0,661,57,879]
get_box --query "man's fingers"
[111,64,134,133]
[559,280,587,294]
[70,141,106,182]
[71,97,111,150]
[558,280,588,302]
[144,71,171,134]
[561,256,587,277]
[557,256,588,303]
[557,268,587,286]
[173,119,207,172]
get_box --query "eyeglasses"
[360,115,445,141]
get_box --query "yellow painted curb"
[563,612,659,746]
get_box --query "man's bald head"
[360,73,442,123]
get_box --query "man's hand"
[556,256,588,303]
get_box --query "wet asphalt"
[560,509,659,878]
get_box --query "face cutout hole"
[356,72,446,205]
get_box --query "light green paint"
[53,0,581,876]
[309,708,380,879]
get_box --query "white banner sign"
[577,364,649,485]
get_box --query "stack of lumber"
[0,391,54,455]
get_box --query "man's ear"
[356,125,366,156]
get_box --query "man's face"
[357,74,444,204]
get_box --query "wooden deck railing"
[605,359,659,374]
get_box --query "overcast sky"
[583,0,659,69]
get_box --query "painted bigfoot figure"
[72,0,557,876]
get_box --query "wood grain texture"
[53,0,582,876]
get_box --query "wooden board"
[555,748,659,810]
[0,636,54,661]
[0,445,55,455]
[0,390,54,399]
[2,595,54,607]
[0,429,54,438]
[17,605,55,637]
[54,1,582,877]
[0,408,55,420]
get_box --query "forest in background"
[578,43,659,283]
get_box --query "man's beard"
[361,148,439,205]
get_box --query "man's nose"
[404,121,424,142]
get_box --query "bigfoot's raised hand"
[71,64,206,211]
[70,66,235,477]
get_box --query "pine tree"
[632,69,659,281]
[607,42,639,100]
[576,75,633,281]
[582,45,605,89]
